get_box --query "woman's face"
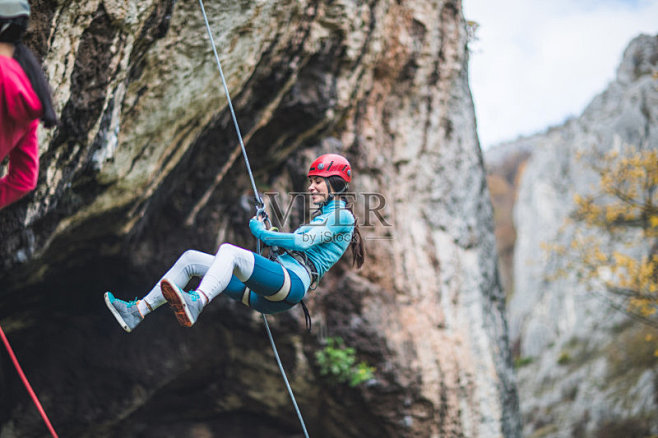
[308,176,330,205]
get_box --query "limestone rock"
[0,1,520,437]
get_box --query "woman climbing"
[0,0,58,209]
[105,153,365,332]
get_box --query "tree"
[544,146,658,339]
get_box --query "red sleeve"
[0,120,39,209]
[0,57,43,122]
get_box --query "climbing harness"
[270,247,317,331]
[197,1,310,437]
[0,324,58,437]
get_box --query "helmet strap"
[323,178,348,204]
[335,182,348,195]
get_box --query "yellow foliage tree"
[545,146,658,336]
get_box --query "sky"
[462,0,658,150]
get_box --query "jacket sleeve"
[0,58,43,122]
[0,121,39,209]
[249,209,354,251]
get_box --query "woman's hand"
[249,216,266,237]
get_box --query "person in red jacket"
[0,0,57,209]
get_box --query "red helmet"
[307,153,352,183]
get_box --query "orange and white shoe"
[160,279,205,327]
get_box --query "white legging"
[142,244,255,310]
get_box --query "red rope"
[0,324,58,438]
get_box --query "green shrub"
[514,356,533,368]
[557,351,571,365]
[315,337,375,387]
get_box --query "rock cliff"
[489,34,658,437]
[0,1,520,437]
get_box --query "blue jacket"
[249,199,355,285]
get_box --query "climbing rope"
[197,0,261,207]
[197,2,310,437]
[0,324,58,438]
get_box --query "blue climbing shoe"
[104,292,143,333]
[160,279,205,327]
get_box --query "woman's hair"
[0,16,58,128]
[326,175,365,269]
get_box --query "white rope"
[197,0,262,208]
[196,2,310,437]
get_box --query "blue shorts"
[222,252,307,314]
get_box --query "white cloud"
[463,0,658,149]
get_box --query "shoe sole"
[104,293,133,333]
[161,279,195,327]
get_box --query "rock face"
[0,1,520,437]
[495,34,658,437]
